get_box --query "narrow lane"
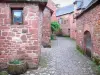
[51,37,96,75]
[23,37,97,75]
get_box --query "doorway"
[84,31,92,58]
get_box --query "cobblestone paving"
[23,37,97,75]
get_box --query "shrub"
[51,21,60,33]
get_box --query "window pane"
[13,10,22,24]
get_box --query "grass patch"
[76,45,85,55]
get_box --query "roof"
[81,0,92,8]
[56,0,92,17]
[0,0,48,3]
[56,4,74,17]
[74,0,92,9]
[76,0,99,18]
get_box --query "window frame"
[11,8,23,25]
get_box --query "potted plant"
[7,59,28,75]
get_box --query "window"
[11,8,23,25]
[58,18,63,24]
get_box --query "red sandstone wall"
[76,4,100,57]
[42,7,51,47]
[0,3,43,69]
[42,0,57,47]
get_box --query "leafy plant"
[9,60,22,64]
[51,21,60,33]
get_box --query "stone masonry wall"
[76,4,100,57]
[41,0,57,48]
[0,3,42,69]
[47,0,57,21]
[42,7,51,47]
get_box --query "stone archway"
[84,31,92,58]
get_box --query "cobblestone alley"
[23,37,97,75]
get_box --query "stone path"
[23,37,97,75]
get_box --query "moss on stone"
[76,45,85,55]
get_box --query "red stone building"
[56,5,77,39]
[42,0,57,47]
[76,0,100,58]
[0,0,48,69]
[57,14,71,36]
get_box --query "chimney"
[73,0,83,17]
[73,0,78,11]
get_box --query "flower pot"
[7,61,28,75]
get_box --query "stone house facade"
[0,0,47,69]
[57,14,71,36]
[42,7,52,47]
[76,0,100,58]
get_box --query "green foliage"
[76,45,85,55]
[9,60,22,65]
[51,21,60,33]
